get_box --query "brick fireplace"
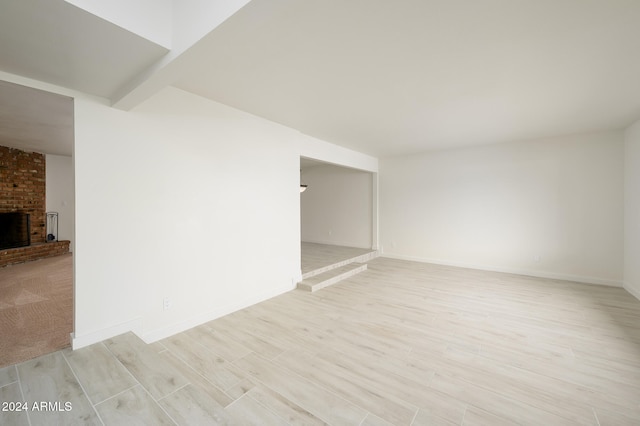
[0,145,69,267]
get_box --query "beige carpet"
[0,253,72,368]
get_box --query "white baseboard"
[623,282,640,301]
[71,317,143,350]
[70,280,296,351]
[381,253,623,287]
[140,283,295,344]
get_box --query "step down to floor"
[297,263,367,292]
[302,250,378,280]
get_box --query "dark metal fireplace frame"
[0,212,31,250]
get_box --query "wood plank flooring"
[2,256,640,425]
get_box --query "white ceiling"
[0,0,168,98]
[0,80,73,156]
[0,0,168,156]
[174,0,640,156]
[1,0,640,157]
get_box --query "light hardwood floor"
[2,257,640,425]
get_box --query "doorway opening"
[0,80,75,368]
[298,157,378,291]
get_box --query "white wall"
[624,120,640,300]
[301,164,372,248]
[73,86,305,347]
[45,154,74,251]
[0,70,379,349]
[380,131,624,286]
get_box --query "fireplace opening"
[0,212,31,250]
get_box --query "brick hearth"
[0,241,70,267]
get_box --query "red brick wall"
[0,145,46,243]
[0,145,70,267]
